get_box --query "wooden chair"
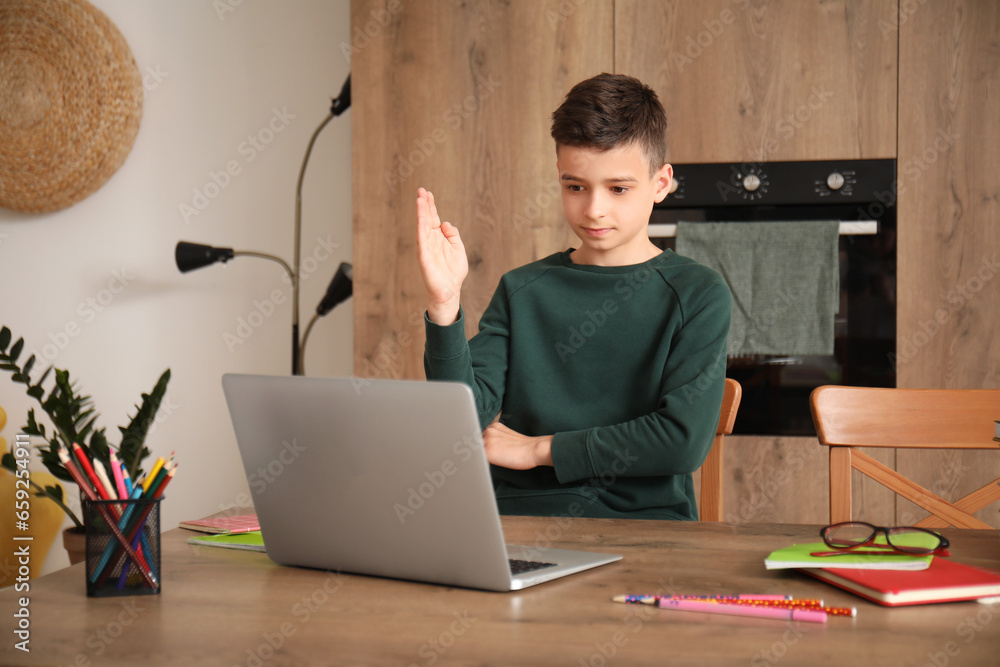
[810,385,1000,529]
[699,378,742,521]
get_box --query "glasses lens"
[887,528,942,554]
[824,522,876,548]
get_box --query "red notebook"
[799,558,1000,606]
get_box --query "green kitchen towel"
[676,221,840,356]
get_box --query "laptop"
[221,373,621,591]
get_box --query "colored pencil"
[93,459,119,500]
[142,456,166,493]
[90,485,146,583]
[71,442,108,500]
[110,450,128,499]
[97,464,176,588]
[57,445,156,587]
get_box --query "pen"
[657,599,828,624]
[613,594,793,604]
[677,598,856,617]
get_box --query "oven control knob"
[742,173,761,192]
[827,172,845,190]
[668,178,679,194]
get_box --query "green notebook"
[187,530,266,552]
[765,542,933,571]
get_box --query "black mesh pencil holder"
[84,498,162,597]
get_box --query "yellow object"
[143,456,166,492]
[0,404,67,585]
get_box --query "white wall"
[0,0,352,574]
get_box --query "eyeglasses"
[818,521,950,556]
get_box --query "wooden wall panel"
[694,436,829,524]
[352,0,613,381]
[617,0,900,525]
[615,0,898,163]
[895,0,1000,527]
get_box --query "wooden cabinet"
[616,0,898,162]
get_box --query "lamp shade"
[175,242,235,273]
[317,263,353,315]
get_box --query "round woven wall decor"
[0,0,143,213]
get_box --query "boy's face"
[556,143,672,266]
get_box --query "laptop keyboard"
[509,559,558,575]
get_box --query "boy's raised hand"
[416,188,468,325]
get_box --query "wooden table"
[3,518,999,666]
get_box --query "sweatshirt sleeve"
[549,276,732,483]
[424,282,511,429]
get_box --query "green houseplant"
[0,325,170,529]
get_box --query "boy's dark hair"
[550,73,667,176]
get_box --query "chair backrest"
[699,378,742,521]
[810,385,1000,529]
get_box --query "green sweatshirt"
[424,248,731,520]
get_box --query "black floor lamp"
[175,76,353,376]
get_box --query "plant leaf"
[1,452,15,472]
[43,484,65,503]
[22,354,35,378]
[88,429,110,467]
[24,409,46,437]
[0,326,10,350]
[120,368,171,478]
[9,338,23,362]
[38,446,73,483]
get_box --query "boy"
[416,73,731,520]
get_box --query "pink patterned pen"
[657,599,828,623]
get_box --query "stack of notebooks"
[179,513,265,553]
[765,542,1000,607]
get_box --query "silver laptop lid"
[222,374,515,590]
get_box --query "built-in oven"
[650,159,897,436]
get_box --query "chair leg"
[829,447,852,524]
[699,435,724,521]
